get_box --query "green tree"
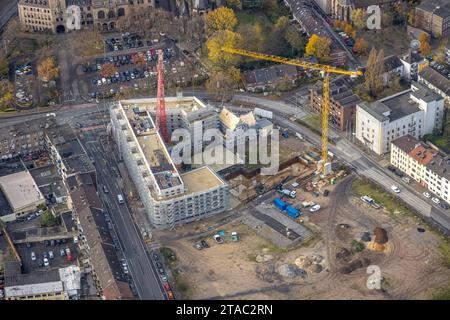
[315,36,332,62]
[238,23,264,52]
[0,58,8,78]
[40,210,58,227]
[275,16,289,30]
[0,80,14,111]
[284,26,304,53]
[205,7,238,36]
[262,0,277,11]
[225,0,241,10]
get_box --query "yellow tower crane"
[222,47,363,175]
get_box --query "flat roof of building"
[120,96,208,113]
[359,90,421,122]
[181,167,225,195]
[0,170,44,212]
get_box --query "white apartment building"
[110,97,229,230]
[356,82,444,155]
[390,134,450,204]
[391,135,435,185]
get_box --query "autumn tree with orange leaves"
[99,63,118,78]
[37,57,59,82]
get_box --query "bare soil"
[159,174,450,299]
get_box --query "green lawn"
[351,179,412,216]
[432,284,450,300]
[236,10,274,36]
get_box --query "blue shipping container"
[274,198,287,210]
[286,205,300,219]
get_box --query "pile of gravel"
[278,264,307,279]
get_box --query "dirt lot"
[158,174,450,300]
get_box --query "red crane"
[156,49,169,142]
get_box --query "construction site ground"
[156,174,450,300]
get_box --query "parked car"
[323,190,329,197]
[440,202,449,210]
[432,197,440,204]
[402,177,411,183]
[423,192,431,198]
[65,248,72,261]
[163,282,171,291]
[310,204,321,212]
[60,249,66,257]
[161,275,168,282]
[391,185,400,193]
[48,251,54,259]
[43,258,49,267]
[31,252,36,261]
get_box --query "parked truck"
[274,198,287,211]
[286,205,300,219]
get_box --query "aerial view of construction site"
[0,0,450,306]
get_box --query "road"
[0,0,18,32]
[79,124,166,300]
[0,103,167,300]
[284,0,360,68]
[226,95,446,223]
[307,0,360,67]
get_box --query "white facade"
[110,98,229,230]
[356,84,444,155]
[390,135,450,204]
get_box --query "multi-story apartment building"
[390,135,436,186]
[415,0,450,38]
[391,134,450,205]
[309,77,361,131]
[356,82,444,155]
[18,0,155,33]
[110,97,229,230]
[418,66,450,107]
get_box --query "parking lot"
[429,60,450,79]
[13,62,35,108]
[16,239,78,273]
[77,36,203,101]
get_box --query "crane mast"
[221,47,363,175]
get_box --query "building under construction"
[110,97,229,230]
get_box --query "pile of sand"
[367,241,386,252]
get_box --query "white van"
[117,194,124,204]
